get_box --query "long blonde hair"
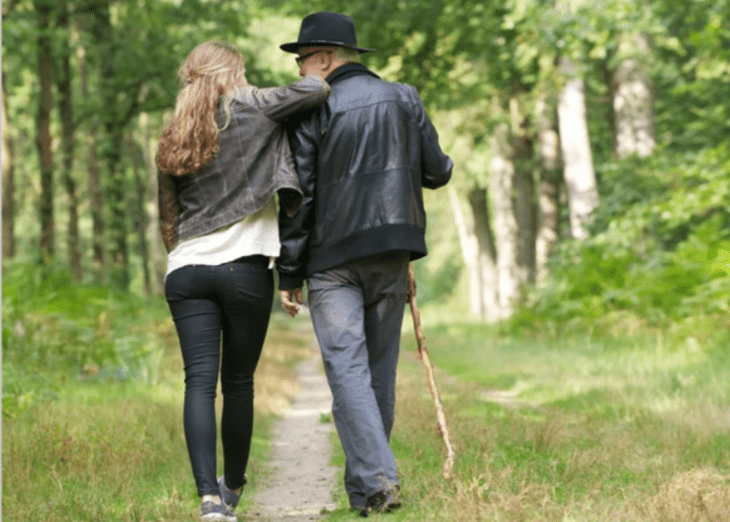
[156,41,247,176]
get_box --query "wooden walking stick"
[407,263,456,479]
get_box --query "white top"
[166,197,279,276]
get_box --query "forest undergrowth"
[3,260,730,521]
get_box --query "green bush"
[514,145,730,332]
[2,259,168,418]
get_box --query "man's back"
[283,63,452,278]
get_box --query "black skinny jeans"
[165,256,273,497]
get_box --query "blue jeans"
[306,251,409,508]
[165,256,273,497]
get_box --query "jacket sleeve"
[253,76,330,123]
[158,170,180,253]
[276,111,320,289]
[409,86,453,189]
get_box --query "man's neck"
[326,62,377,83]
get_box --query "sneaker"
[217,475,244,511]
[200,500,237,522]
[360,489,402,517]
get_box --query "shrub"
[2,259,167,418]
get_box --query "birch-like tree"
[534,97,562,286]
[554,0,599,240]
[612,32,655,158]
[557,58,599,240]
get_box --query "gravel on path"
[249,340,339,522]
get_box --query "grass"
[321,312,730,521]
[1,310,312,521]
[5,267,730,521]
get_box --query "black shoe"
[360,489,401,517]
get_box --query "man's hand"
[279,288,303,317]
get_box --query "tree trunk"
[2,79,15,260]
[535,97,562,286]
[448,186,483,317]
[35,0,55,261]
[557,57,599,240]
[509,97,536,286]
[77,14,106,279]
[106,128,130,288]
[489,121,520,319]
[140,112,166,295]
[468,187,501,323]
[612,33,655,158]
[57,0,82,280]
[92,4,129,288]
[88,133,105,276]
[128,134,152,297]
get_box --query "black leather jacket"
[277,64,453,289]
[158,76,330,251]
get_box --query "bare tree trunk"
[535,97,562,286]
[77,14,106,279]
[468,187,501,323]
[92,4,129,288]
[509,97,536,285]
[2,79,15,260]
[128,134,152,297]
[514,165,536,285]
[106,130,130,288]
[490,121,520,319]
[88,134,105,275]
[448,186,483,317]
[57,0,82,280]
[557,57,599,239]
[35,0,55,261]
[140,112,165,294]
[612,33,655,158]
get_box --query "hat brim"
[280,41,374,53]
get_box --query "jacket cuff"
[278,273,304,290]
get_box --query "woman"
[156,41,329,522]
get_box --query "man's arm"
[277,110,320,297]
[409,86,453,189]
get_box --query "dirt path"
[250,336,339,521]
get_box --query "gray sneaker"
[200,500,237,522]
[217,475,245,511]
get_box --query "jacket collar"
[326,63,380,85]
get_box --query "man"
[277,11,452,517]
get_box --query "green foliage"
[5,0,730,328]
[2,259,168,419]
[513,145,730,331]
[653,0,730,149]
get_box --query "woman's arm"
[246,76,330,123]
[158,170,180,253]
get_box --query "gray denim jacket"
[159,75,330,251]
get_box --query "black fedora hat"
[280,12,374,54]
